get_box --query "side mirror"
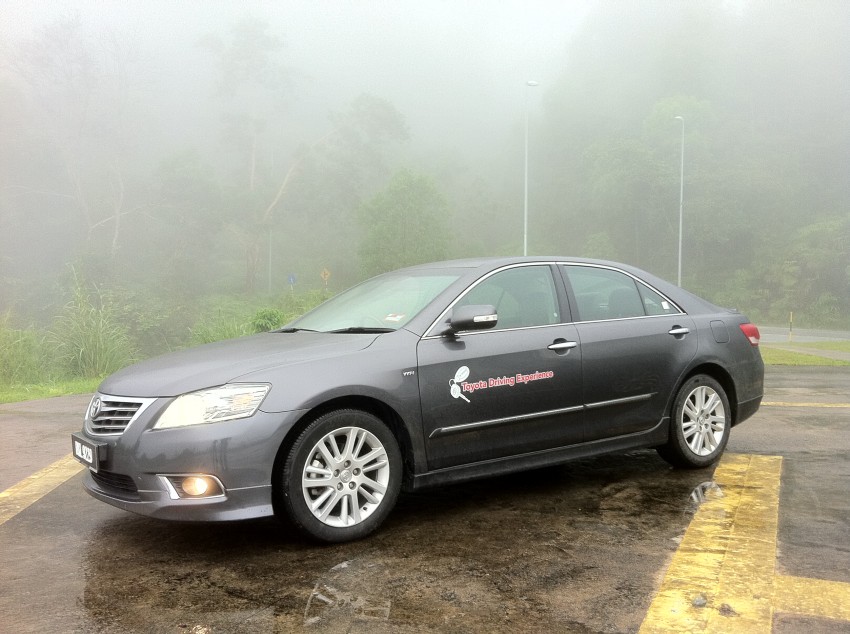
[444,304,498,335]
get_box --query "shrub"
[250,308,286,333]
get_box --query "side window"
[456,266,560,329]
[563,266,645,321]
[638,283,682,315]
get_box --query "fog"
[2,1,585,170]
[1,1,848,367]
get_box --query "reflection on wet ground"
[688,481,724,507]
[304,560,392,627]
[79,450,717,633]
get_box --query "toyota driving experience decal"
[449,365,555,403]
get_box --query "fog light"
[182,476,210,496]
[161,474,225,500]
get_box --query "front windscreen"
[291,272,460,332]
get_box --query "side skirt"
[407,417,669,491]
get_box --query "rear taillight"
[740,323,760,346]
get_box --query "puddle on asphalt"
[72,453,727,632]
[303,559,392,627]
[688,481,724,507]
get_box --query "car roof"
[401,256,621,271]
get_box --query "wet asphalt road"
[0,366,848,633]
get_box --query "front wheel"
[279,409,402,542]
[657,375,731,469]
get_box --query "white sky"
[1,1,593,153]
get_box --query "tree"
[526,0,849,326]
[204,17,410,292]
[357,170,452,277]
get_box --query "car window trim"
[422,262,571,339]
[558,263,685,322]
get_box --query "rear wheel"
[657,374,731,469]
[280,409,402,542]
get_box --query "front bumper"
[82,470,275,521]
[75,404,306,522]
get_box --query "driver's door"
[416,264,584,471]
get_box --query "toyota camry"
[72,257,764,542]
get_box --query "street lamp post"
[524,80,538,257]
[674,115,685,286]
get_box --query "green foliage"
[760,346,850,367]
[0,377,102,404]
[189,290,328,344]
[50,276,136,379]
[188,296,259,344]
[190,315,253,344]
[250,308,286,333]
[357,169,452,277]
[278,289,328,324]
[0,313,54,385]
[706,215,850,327]
[783,341,850,354]
[532,2,850,327]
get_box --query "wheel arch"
[675,363,739,425]
[271,395,415,501]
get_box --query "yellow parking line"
[640,453,850,632]
[762,401,850,408]
[774,574,850,621]
[0,455,84,527]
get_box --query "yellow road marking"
[762,401,850,408]
[774,574,850,622]
[640,453,850,632]
[0,455,84,527]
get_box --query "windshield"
[290,272,460,332]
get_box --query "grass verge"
[0,377,101,405]
[778,340,850,353]
[760,346,850,367]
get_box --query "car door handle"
[668,326,690,336]
[548,340,578,351]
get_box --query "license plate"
[71,433,105,472]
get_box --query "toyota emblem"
[89,396,102,420]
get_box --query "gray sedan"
[72,257,764,542]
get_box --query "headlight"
[153,384,270,429]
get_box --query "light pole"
[524,80,538,256]
[674,115,685,286]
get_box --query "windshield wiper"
[274,327,317,333]
[328,327,394,334]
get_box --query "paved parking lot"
[1,366,848,633]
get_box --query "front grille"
[91,470,140,500]
[87,394,154,435]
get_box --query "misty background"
[1,1,848,383]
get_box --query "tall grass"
[50,280,136,378]
[2,283,330,398]
[0,313,54,384]
[189,291,328,344]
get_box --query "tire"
[279,409,402,543]
[657,374,731,469]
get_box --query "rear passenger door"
[561,265,697,441]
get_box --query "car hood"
[98,332,378,398]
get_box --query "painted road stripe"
[762,401,850,408]
[640,453,850,632]
[0,455,84,527]
[774,574,850,622]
